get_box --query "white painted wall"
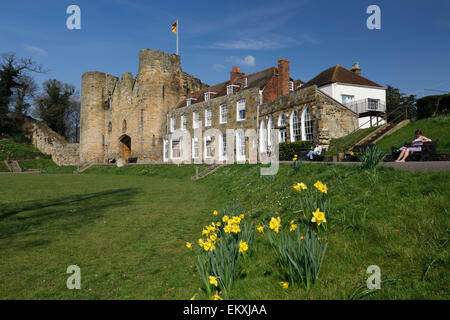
[319,83,386,108]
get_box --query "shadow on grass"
[0,188,138,240]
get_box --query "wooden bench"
[391,139,438,161]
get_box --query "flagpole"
[176,19,179,55]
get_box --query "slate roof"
[175,67,277,109]
[303,65,383,88]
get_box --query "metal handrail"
[336,104,410,155]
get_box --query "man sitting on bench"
[395,129,432,162]
[307,143,323,161]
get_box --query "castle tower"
[79,49,206,164]
[80,71,108,163]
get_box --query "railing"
[345,98,386,114]
[335,103,411,158]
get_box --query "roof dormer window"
[227,85,239,95]
[186,98,197,106]
[204,92,216,101]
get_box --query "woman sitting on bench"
[395,129,432,162]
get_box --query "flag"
[171,21,177,34]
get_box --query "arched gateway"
[119,135,131,161]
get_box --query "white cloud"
[23,44,47,55]
[212,63,225,72]
[227,55,256,67]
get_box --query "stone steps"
[191,164,224,181]
[73,163,95,174]
[4,160,22,173]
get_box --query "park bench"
[391,139,438,161]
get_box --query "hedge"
[279,141,312,161]
[417,93,450,119]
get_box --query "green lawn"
[376,114,450,154]
[0,164,449,299]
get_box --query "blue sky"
[1,0,449,97]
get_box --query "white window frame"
[220,104,227,124]
[171,138,181,159]
[290,110,301,142]
[289,81,294,92]
[341,95,354,105]
[181,114,187,130]
[163,138,169,162]
[236,130,246,162]
[301,107,314,142]
[170,117,175,132]
[219,132,227,161]
[205,107,212,127]
[193,110,199,129]
[192,136,199,159]
[204,135,213,158]
[237,99,246,121]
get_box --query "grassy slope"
[0,164,448,299]
[0,139,49,161]
[0,138,56,170]
[375,115,450,154]
[327,127,378,155]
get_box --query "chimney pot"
[351,62,361,75]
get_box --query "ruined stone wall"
[21,117,80,166]
[80,49,207,164]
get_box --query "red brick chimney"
[278,58,290,97]
[230,66,244,83]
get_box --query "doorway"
[119,135,131,161]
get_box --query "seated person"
[307,143,323,160]
[395,129,432,162]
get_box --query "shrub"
[279,141,312,161]
[359,146,385,170]
[417,94,450,119]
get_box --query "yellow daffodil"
[300,236,304,240]
[290,223,297,231]
[269,217,281,233]
[319,184,327,194]
[256,224,264,234]
[198,239,204,247]
[216,221,221,227]
[213,210,218,216]
[209,234,217,242]
[232,216,241,224]
[224,225,231,233]
[202,228,210,236]
[231,224,240,234]
[280,282,289,289]
[293,182,307,193]
[203,240,215,251]
[190,294,197,300]
[209,276,218,287]
[350,151,355,156]
[238,240,248,253]
[293,156,297,161]
[186,242,192,249]
[222,215,229,223]
[239,213,245,220]
[311,208,327,226]
[211,294,222,300]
